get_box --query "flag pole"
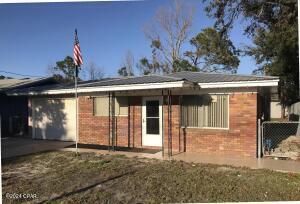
[75,65,79,155]
[73,28,82,155]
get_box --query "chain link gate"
[261,121,300,157]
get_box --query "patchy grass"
[2,151,300,203]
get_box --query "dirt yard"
[2,151,300,203]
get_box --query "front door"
[142,97,162,147]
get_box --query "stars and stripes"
[73,29,83,67]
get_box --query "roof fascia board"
[198,79,279,88]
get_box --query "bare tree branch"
[87,62,104,80]
[143,0,194,72]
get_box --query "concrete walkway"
[1,137,74,159]
[171,152,300,173]
[64,147,300,173]
[4,137,298,173]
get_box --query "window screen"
[93,96,128,116]
[116,97,128,116]
[94,97,109,116]
[181,95,228,128]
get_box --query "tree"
[173,59,198,72]
[49,56,77,83]
[118,51,135,77]
[185,27,239,73]
[137,57,161,75]
[0,75,6,79]
[118,67,129,77]
[143,0,194,73]
[204,0,298,117]
[87,62,104,80]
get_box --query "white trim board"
[198,79,279,88]
[9,81,190,96]
[8,79,279,96]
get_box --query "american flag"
[73,29,83,67]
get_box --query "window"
[115,97,128,116]
[181,94,228,128]
[93,96,128,116]
[94,97,109,116]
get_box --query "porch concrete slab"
[1,137,74,159]
[171,152,300,173]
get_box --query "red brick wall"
[79,96,142,148]
[79,93,258,157]
[162,93,258,157]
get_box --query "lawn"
[2,151,300,203]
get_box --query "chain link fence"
[262,121,300,157]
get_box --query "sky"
[0,0,256,79]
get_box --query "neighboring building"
[0,77,56,137]
[270,88,282,120]
[8,72,279,157]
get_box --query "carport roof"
[0,77,55,92]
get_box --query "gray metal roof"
[78,75,183,87]
[6,72,278,95]
[168,71,278,83]
[6,75,184,95]
[0,77,55,92]
[6,77,119,94]
[0,78,35,89]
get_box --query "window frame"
[180,94,230,130]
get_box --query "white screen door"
[142,96,162,147]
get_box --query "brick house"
[9,72,279,157]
